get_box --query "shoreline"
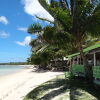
[0,65,34,77]
[0,65,33,78]
[0,65,63,100]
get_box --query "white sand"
[0,66,63,100]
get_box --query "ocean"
[0,65,26,76]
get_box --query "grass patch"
[24,73,100,100]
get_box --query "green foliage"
[32,56,42,65]
[56,9,72,30]
[43,26,55,44]
[30,51,52,66]
[86,3,100,37]
[50,1,60,8]
[28,23,42,34]
[27,0,100,71]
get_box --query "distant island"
[0,62,28,65]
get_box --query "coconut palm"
[38,0,100,81]
[27,21,74,69]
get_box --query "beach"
[0,65,63,100]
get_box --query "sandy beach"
[0,65,63,100]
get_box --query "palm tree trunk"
[79,44,93,83]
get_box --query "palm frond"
[28,23,42,34]
[36,15,54,24]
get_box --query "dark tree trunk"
[83,55,93,83]
[80,47,93,83]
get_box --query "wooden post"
[77,56,79,64]
[80,56,81,64]
[94,52,96,66]
[72,58,74,65]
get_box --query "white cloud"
[18,27,28,32]
[0,16,9,25]
[16,36,31,46]
[22,0,54,22]
[0,31,10,38]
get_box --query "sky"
[0,0,54,63]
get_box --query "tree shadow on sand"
[30,67,64,73]
[24,75,100,100]
[25,77,70,100]
[70,77,100,100]
[31,68,48,73]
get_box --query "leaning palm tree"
[28,23,50,53]
[27,21,74,69]
[38,0,100,81]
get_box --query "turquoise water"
[0,65,26,76]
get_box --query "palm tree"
[27,21,74,69]
[38,0,100,81]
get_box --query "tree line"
[0,62,27,65]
